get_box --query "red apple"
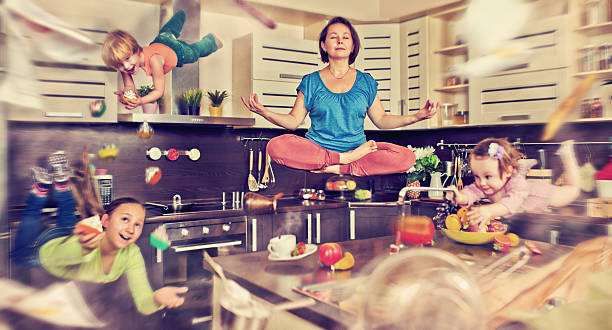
[395,216,435,245]
[319,243,343,266]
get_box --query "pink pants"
[266,134,416,176]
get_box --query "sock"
[54,182,71,192]
[31,183,49,196]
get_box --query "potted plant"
[182,89,203,115]
[404,145,443,199]
[136,85,158,114]
[206,89,228,117]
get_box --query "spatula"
[247,148,259,192]
[261,148,270,185]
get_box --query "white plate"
[268,244,317,261]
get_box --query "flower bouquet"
[405,145,443,198]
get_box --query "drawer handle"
[45,112,84,118]
[279,73,302,80]
[500,114,530,121]
[172,240,242,252]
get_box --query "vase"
[405,180,421,199]
[209,105,223,117]
[188,105,200,116]
[428,172,444,199]
[141,102,158,114]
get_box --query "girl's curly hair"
[471,138,524,177]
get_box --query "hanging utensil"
[248,148,259,192]
[457,158,464,190]
[257,149,265,189]
[261,148,270,185]
[268,154,276,185]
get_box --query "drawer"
[252,80,311,129]
[472,68,568,124]
[252,37,320,82]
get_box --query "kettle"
[428,172,446,199]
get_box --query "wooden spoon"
[261,148,270,185]
[247,149,259,192]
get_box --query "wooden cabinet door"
[252,80,311,129]
[354,24,401,130]
[272,211,311,244]
[349,207,397,240]
[312,208,349,244]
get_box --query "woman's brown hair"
[318,17,360,65]
[471,138,524,177]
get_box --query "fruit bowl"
[325,175,357,200]
[441,226,507,245]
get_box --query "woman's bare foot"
[311,165,340,174]
[339,141,377,164]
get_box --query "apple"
[395,215,435,245]
[319,243,343,266]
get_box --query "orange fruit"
[332,252,355,271]
[445,214,461,231]
[506,233,520,246]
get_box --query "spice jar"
[581,98,592,118]
[445,76,460,86]
[600,43,611,70]
[591,98,603,118]
[453,110,469,125]
[583,45,596,72]
[441,103,457,126]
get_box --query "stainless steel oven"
[144,216,248,329]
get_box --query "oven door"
[157,216,247,328]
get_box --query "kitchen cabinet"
[429,5,470,128]
[246,214,274,252]
[570,0,612,119]
[272,207,348,244]
[232,33,322,129]
[348,206,397,240]
[4,0,159,122]
[354,24,401,131]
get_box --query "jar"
[316,190,326,201]
[583,45,596,72]
[445,76,460,86]
[453,109,469,125]
[600,43,611,70]
[586,0,601,25]
[581,98,592,118]
[441,103,457,126]
[591,98,603,118]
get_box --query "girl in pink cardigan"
[447,138,580,231]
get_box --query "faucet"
[397,186,455,205]
[173,194,182,212]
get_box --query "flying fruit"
[395,215,435,245]
[319,243,343,266]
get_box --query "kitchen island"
[211,232,576,330]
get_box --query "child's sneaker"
[48,151,70,184]
[31,166,52,196]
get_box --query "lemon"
[445,214,461,231]
[332,252,355,271]
[506,233,520,246]
[346,180,357,190]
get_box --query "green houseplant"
[182,88,203,115]
[136,85,158,114]
[207,90,228,117]
[404,145,443,199]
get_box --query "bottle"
[581,98,592,118]
[591,97,603,118]
[94,169,113,206]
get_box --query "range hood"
[117,113,254,126]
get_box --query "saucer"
[268,244,317,261]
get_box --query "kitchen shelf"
[573,69,612,80]
[431,5,467,21]
[575,21,612,36]
[434,44,468,56]
[117,113,255,126]
[433,84,469,93]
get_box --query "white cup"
[267,234,296,258]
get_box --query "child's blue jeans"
[12,189,77,267]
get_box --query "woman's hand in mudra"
[415,99,440,121]
[241,94,265,115]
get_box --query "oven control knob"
[202,226,210,234]
[181,228,189,237]
[222,224,231,232]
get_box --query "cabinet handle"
[549,230,559,245]
[307,213,312,244]
[499,114,530,121]
[315,212,321,244]
[45,112,83,118]
[251,218,257,252]
[156,248,163,263]
[279,73,302,80]
[349,210,355,240]
[400,99,405,116]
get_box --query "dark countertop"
[213,232,574,329]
